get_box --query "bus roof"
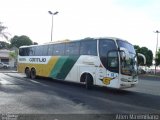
[19,37,130,48]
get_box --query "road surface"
[0,73,160,114]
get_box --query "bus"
[18,37,145,89]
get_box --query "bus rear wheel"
[85,74,93,89]
[30,68,36,79]
[25,68,30,78]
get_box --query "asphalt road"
[0,73,160,114]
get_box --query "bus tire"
[85,74,93,89]
[30,68,36,79]
[25,68,30,78]
[3,66,7,69]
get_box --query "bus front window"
[107,51,119,73]
[120,54,137,75]
[117,39,138,76]
[99,39,118,73]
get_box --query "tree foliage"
[0,41,10,49]
[0,22,10,41]
[9,51,18,59]
[155,48,160,66]
[33,42,38,45]
[10,35,33,48]
[134,45,153,67]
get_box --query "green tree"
[33,42,38,45]
[9,50,18,59]
[0,41,10,49]
[10,35,33,48]
[0,22,10,41]
[134,45,153,67]
[134,45,140,51]
[155,48,160,66]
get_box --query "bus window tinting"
[25,48,30,56]
[108,51,118,68]
[117,40,135,54]
[99,39,117,71]
[99,39,117,57]
[42,45,48,56]
[53,43,65,55]
[48,44,54,55]
[29,47,35,56]
[107,51,119,73]
[19,48,24,56]
[19,47,35,56]
[19,40,98,56]
[65,42,80,55]
[80,40,97,55]
[35,46,43,56]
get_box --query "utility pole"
[48,11,59,41]
[154,30,160,74]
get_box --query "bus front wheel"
[85,74,93,89]
[30,68,36,79]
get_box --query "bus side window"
[80,40,97,55]
[25,48,30,56]
[99,40,117,57]
[107,51,118,68]
[53,43,65,55]
[42,45,48,56]
[48,44,54,56]
[19,48,25,56]
[35,46,43,56]
[65,42,80,56]
[99,39,117,71]
[29,47,35,56]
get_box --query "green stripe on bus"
[49,56,79,79]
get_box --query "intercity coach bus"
[18,37,145,89]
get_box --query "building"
[0,49,16,67]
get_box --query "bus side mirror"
[119,47,130,61]
[137,53,146,65]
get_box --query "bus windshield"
[117,40,137,76]
[117,40,135,54]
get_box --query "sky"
[0,0,160,55]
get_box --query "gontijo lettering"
[29,58,46,62]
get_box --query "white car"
[0,62,10,69]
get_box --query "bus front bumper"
[120,79,138,88]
